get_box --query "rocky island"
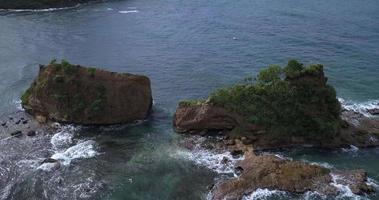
[21,59,152,125]
[0,0,96,10]
[174,60,379,199]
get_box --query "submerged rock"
[27,130,36,136]
[10,130,22,137]
[0,0,96,10]
[21,60,152,125]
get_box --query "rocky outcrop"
[173,104,258,134]
[210,151,374,200]
[174,104,379,149]
[21,61,152,125]
[0,0,95,10]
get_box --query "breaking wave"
[339,98,379,117]
[242,188,287,200]
[38,124,99,171]
[173,136,243,175]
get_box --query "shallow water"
[0,0,379,199]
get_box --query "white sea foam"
[51,140,98,166]
[51,128,74,149]
[330,173,367,200]
[339,98,379,117]
[37,162,59,171]
[303,191,326,200]
[118,10,139,14]
[303,160,334,169]
[367,177,379,189]
[242,188,287,200]
[13,99,24,111]
[342,145,359,153]
[37,124,99,170]
[173,137,243,175]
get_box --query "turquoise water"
[0,0,379,199]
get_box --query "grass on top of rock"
[207,60,341,139]
[178,99,206,107]
[50,59,78,75]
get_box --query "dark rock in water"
[230,150,243,157]
[221,157,230,164]
[10,130,22,137]
[367,108,379,115]
[15,120,21,125]
[22,120,28,124]
[1,122,6,126]
[21,60,152,125]
[0,0,97,10]
[211,151,374,200]
[42,157,58,164]
[27,130,36,136]
[9,117,13,120]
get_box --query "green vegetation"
[89,85,106,113]
[21,88,32,105]
[178,99,205,107]
[208,60,341,139]
[50,59,78,75]
[87,67,96,77]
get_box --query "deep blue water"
[0,0,379,199]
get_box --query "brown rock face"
[211,151,331,200]
[211,151,374,200]
[173,104,257,134]
[21,63,152,125]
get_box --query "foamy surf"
[342,145,359,153]
[37,124,99,171]
[174,136,243,175]
[242,188,287,200]
[118,10,139,14]
[330,173,368,200]
[339,98,379,117]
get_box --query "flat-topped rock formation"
[21,60,152,125]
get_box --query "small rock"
[10,130,22,137]
[231,150,243,157]
[22,120,28,124]
[367,108,379,115]
[9,117,13,120]
[221,157,230,164]
[15,120,21,125]
[20,117,24,120]
[234,166,244,176]
[27,130,36,137]
[1,122,6,126]
[42,158,58,164]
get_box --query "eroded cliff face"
[22,62,152,125]
[0,0,95,10]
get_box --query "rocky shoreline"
[0,0,98,10]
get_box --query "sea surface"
[0,0,379,199]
